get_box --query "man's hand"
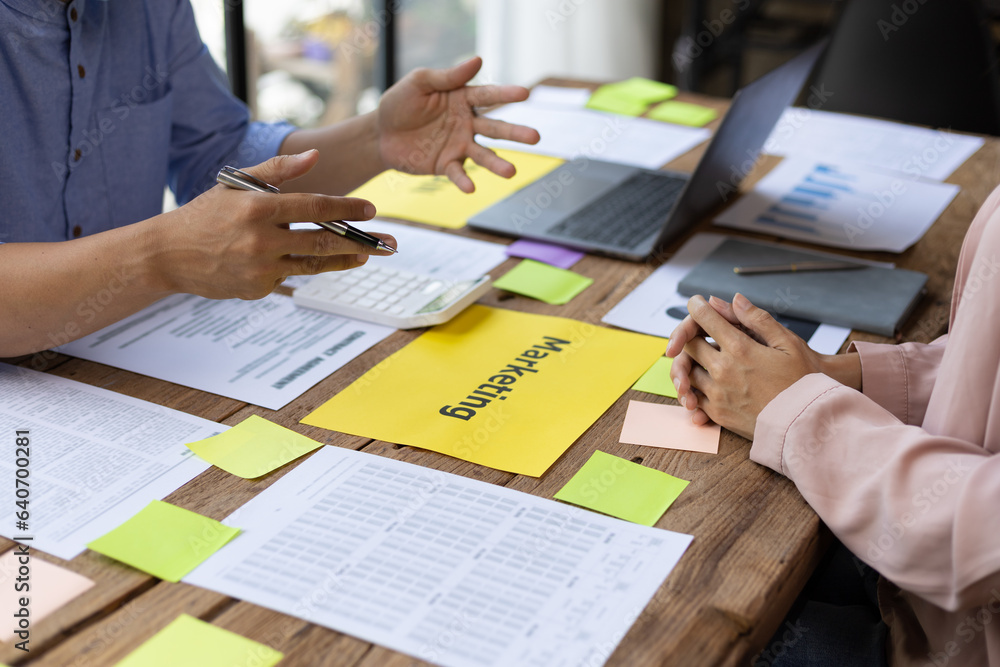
[376,56,540,193]
[144,151,396,300]
[666,294,847,439]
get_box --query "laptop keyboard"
[547,171,688,249]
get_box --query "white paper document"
[526,85,591,109]
[358,220,509,280]
[764,108,984,181]
[714,158,960,252]
[0,364,217,559]
[57,293,394,410]
[601,234,852,355]
[283,221,509,290]
[481,102,710,170]
[186,446,693,667]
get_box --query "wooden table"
[3,88,997,667]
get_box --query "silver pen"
[733,260,864,275]
[216,165,397,254]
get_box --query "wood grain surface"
[3,87,996,667]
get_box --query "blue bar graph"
[753,163,855,235]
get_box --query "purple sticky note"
[506,239,585,269]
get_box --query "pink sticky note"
[620,400,720,454]
[0,549,94,641]
[506,239,585,269]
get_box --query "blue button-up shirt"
[0,0,295,243]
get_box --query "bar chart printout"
[714,158,959,252]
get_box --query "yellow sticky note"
[88,501,240,583]
[586,77,678,116]
[187,415,322,479]
[114,614,283,667]
[554,450,689,526]
[348,149,564,229]
[302,305,667,477]
[620,400,720,454]
[648,100,718,127]
[493,259,593,305]
[632,356,677,398]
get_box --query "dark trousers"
[754,541,889,667]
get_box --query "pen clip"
[217,165,281,194]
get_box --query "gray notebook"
[677,239,927,336]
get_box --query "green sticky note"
[493,259,593,305]
[88,501,241,582]
[648,100,718,127]
[187,415,323,479]
[586,87,650,116]
[586,77,678,116]
[632,356,677,399]
[555,450,689,526]
[114,614,283,667]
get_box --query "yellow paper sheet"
[620,400,720,454]
[186,415,323,479]
[554,450,689,526]
[348,149,565,229]
[114,614,283,667]
[0,550,94,643]
[87,501,241,583]
[302,306,667,476]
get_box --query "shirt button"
[74,149,82,161]
[70,7,78,21]
[78,64,86,79]
[72,226,82,238]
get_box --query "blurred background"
[189,0,879,129]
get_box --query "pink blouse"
[752,184,1000,666]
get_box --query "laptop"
[468,40,828,261]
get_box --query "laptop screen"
[655,39,828,250]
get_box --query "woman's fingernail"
[734,293,749,310]
[672,377,681,392]
[364,203,376,218]
[679,395,687,408]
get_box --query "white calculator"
[293,264,492,329]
